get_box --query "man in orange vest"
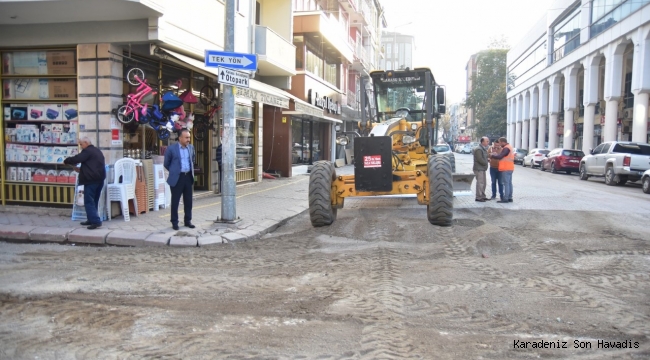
[490,137,514,203]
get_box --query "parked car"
[513,148,527,165]
[522,148,550,168]
[642,169,650,194]
[580,141,650,186]
[459,144,472,154]
[540,148,584,174]
[433,143,456,172]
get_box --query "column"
[506,99,512,143]
[583,55,600,153]
[603,42,625,142]
[530,87,539,149]
[77,44,124,163]
[548,75,561,149]
[564,65,579,149]
[538,81,549,148]
[511,123,516,145]
[631,29,650,142]
[515,95,523,148]
[522,120,529,150]
[522,92,530,150]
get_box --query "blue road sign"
[205,50,258,71]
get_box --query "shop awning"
[156,47,290,109]
[280,91,342,124]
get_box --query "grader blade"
[452,173,475,196]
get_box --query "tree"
[464,44,509,139]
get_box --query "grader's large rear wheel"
[309,161,337,227]
[427,154,453,226]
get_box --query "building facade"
[379,31,415,70]
[507,0,650,153]
[465,53,478,138]
[262,0,385,177]
[0,0,295,207]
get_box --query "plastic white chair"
[107,158,138,221]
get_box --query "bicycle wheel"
[126,68,145,85]
[116,104,135,124]
[157,128,170,140]
[199,84,215,106]
[193,122,207,141]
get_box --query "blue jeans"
[84,182,103,225]
[499,170,513,201]
[490,167,503,199]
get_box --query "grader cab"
[308,68,474,227]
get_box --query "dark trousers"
[84,182,103,225]
[218,164,222,194]
[489,167,503,199]
[170,172,193,225]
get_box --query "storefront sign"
[309,90,341,115]
[295,102,323,118]
[236,87,289,109]
[111,129,122,146]
[363,155,382,168]
[217,66,250,88]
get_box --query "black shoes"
[80,221,91,226]
[497,200,509,203]
[508,199,513,202]
[475,199,485,202]
[483,198,492,201]
[172,224,180,230]
[87,224,102,230]
[185,223,196,229]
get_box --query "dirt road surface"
[1,198,649,359]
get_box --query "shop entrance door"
[193,135,209,190]
[292,118,322,165]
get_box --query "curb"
[0,208,308,248]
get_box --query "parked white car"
[522,148,550,168]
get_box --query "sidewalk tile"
[222,232,247,242]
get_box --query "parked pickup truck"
[579,141,650,186]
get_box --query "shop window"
[591,0,650,38]
[235,103,254,169]
[306,50,323,79]
[624,72,633,109]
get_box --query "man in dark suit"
[164,129,195,230]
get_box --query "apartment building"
[379,31,415,70]
[465,53,478,138]
[507,0,650,153]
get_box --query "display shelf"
[4,120,76,124]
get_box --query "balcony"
[349,0,373,30]
[350,46,369,75]
[347,89,357,108]
[293,12,354,62]
[255,25,297,77]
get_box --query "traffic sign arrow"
[205,50,258,71]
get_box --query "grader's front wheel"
[309,161,337,227]
[427,154,453,226]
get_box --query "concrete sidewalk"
[0,172,312,247]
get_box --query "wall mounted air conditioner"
[624,109,633,119]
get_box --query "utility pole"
[221,0,237,222]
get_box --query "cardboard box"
[8,167,17,181]
[46,51,75,70]
[4,79,50,100]
[28,104,45,120]
[40,124,52,143]
[48,79,76,100]
[3,52,48,75]
[10,105,28,120]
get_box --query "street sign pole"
[221,0,237,222]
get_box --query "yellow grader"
[308,67,474,227]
